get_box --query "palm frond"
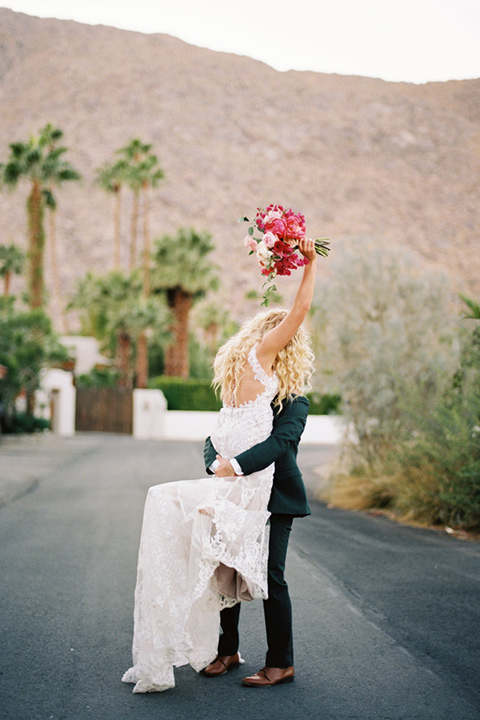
[459,294,480,320]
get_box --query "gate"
[75,387,133,434]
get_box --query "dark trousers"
[218,514,294,668]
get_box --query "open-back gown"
[122,346,279,692]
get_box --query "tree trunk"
[142,183,151,297]
[27,180,45,309]
[117,330,133,389]
[165,288,192,378]
[135,183,152,388]
[48,208,69,333]
[129,190,139,270]
[135,332,148,389]
[4,272,11,297]
[114,186,121,269]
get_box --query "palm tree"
[194,300,230,351]
[137,153,164,297]
[117,138,152,271]
[152,228,219,378]
[43,126,82,332]
[0,123,80,309]
[134,154,164,388]
[69,270,170,389]
[115,139,164,387]
[95,159,128,269]
[0,243,25,296]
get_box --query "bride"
[122,238,317,693]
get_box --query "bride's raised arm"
[256,238,317,369]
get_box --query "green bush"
[306,391,341,415]
[2,411,50,434]
[325,323,480,533]
[148,376,222,411]
[76,367,120,388]
[149,376,340,415]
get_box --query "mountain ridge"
[0,7,478,326]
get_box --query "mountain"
[0,7,479,326]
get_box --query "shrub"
[148,376,222,411]
[306,391,341,415]
[76,367,120,387]
[315,237,460,463]
[2,411,50,434]
[322,317,480,532]
[149,376,340,414]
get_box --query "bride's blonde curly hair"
[213,308,315,408]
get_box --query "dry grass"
[317,463,480,541]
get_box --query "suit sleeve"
[204,436,217,474]
[234,396,309,476]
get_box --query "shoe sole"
[242,676,294,687]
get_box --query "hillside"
[0,7,479,326]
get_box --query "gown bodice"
[211,345,279,460]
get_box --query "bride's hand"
[298,237,317,261]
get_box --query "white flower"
[256,240,273,262]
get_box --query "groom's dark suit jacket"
[204,395,311,518]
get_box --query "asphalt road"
[0,434,479,720]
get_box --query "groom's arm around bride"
[204,394,310,517]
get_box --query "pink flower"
[246,203,329,305]
[244,235,257,253]
[263,231,278,249]
[266,217,288,237]
[285,214,306,239]
[263,209,283,225]
[256,204,285,232]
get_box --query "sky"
[1,0,480,84]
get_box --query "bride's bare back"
[233,357,274,407]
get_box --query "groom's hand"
[215,455,237,478]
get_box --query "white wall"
[59,335,111,376]
[133,389,167,440]
[36,369,76,436]
[160,411,346,444]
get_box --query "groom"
[203,394,310,687]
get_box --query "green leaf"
[248,226,254,236]
[237,216,249,223]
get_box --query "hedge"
[306,391,342,415]
[148,376,341,414]
[148,377,222,411]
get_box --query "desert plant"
[316,237,460,464]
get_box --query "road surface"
[0,433,479,719]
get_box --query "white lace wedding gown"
[122,346,279,693]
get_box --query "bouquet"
[240,204,330,305]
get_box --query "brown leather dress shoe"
[203,653,242,677]
[242,666,295,687]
